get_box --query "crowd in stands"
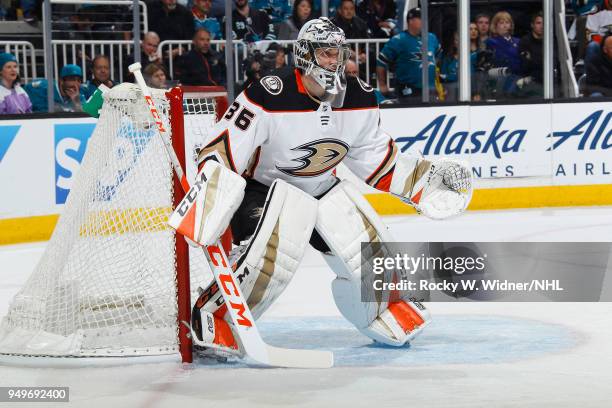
[571,0,612,96]
[1,0,612,114]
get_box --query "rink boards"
[0,100,610,244]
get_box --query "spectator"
[475,13,490,50]
[345,58,359,77]
[486,11,522,75]
[177,28,226,86]
[470,22,481,52]
[439,32,459,101]
[143,63,168,89]
[192,0,222,39]
[585,1,612,43]
[148,0,195,42]
[567,0,603,61]
[0,53,33,114]
[470,22,486,100]
[238,44,286,91]
[357,0,397,39]
[484,11,522,98]
[83,55,117,99]
[273,45,287,70]
[438,30,481,101]
[278,0,315,41]
[251,0,292,25]
[585,33,612,96]
[332,0,369,39]
[240,54,264,92]
[266,43,292,75]
[124,32,164,80]
[583,2,612,70]
[519,12,546,95]
[225,0,276,42]
[25,64,86,112]
[376,8,440,102]
[141,32,163,66]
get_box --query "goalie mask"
[293,17,351,103]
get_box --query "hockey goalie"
[168,18,473,358]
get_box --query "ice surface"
[0,207,611,407]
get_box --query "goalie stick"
[128,63,333,369]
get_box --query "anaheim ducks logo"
[277,139,349,177]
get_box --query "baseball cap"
[267,42,287,53]
[407,8,421,20]
[60,64,83,79]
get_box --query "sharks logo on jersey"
[277,139,349,177]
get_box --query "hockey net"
[0,84,228,364]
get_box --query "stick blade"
[262,346,334,369]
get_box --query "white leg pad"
[316,180,431,346]
[197,179,318,320]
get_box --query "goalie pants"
[229,178,332,253]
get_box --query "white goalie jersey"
[197,69,400,197]
[182,66,471,354]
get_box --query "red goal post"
[167,86,229,363]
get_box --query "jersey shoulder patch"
[260,75,284,95]
[243,69,318,112]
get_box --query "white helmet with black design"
[293,17,351,102]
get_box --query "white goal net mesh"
[0,84,219,358]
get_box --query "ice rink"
[1,206,611,407]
